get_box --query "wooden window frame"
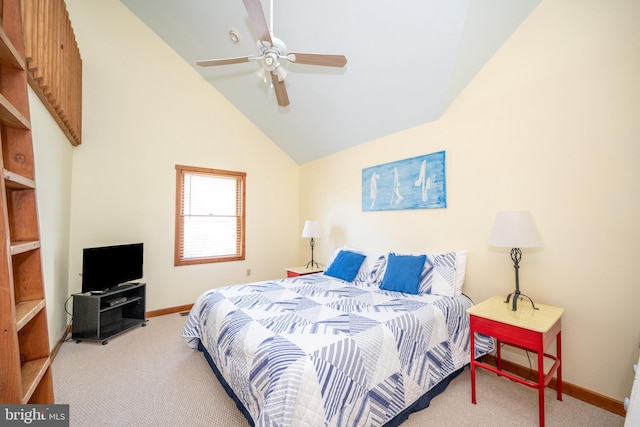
[174,164,246,266]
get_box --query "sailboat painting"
[362,151,446,211]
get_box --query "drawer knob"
[625,397,630,411]
[634,364,638,375]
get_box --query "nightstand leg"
[557,331,563,401]
[471,331,477,404]
[538,350,545,427]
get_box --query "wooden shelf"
[20,357,51,404]
[0,92,30,129]
[4,169,35,189]
[0,24,24,69]
[10,240,40,255]
[15,299,45,331]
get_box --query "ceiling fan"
[196,0,347,107]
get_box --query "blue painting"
[362,151,446,211]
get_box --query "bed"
[182,248,494,426]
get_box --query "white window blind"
[175,165,245,265]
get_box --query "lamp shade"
[301,220,322,238]
[489,211,543,248]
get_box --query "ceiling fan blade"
[196,56,254,67]
[243,0,273,45]
[271,71,289,107]
[289,53,347,67]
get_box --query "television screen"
[81,243,143,293]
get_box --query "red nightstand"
[467,296,564,427]
[286,265,323,278]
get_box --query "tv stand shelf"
[72,283,147,344]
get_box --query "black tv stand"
[72,282,147,345]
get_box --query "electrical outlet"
[246,268,251,276]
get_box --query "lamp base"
[306,260,321,269]
[504,291,538,311]
[305,237,321,270]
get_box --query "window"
[175,165,246,266]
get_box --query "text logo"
[1,405,69,426]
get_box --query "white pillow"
[429,252,456,297]
[325,245,362,270]
[428,250,468,297]
[354,253,387,287]
[455,250,468,296]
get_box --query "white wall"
[299,0,640,401]
[30,88,74,347]
[64,0,300,311]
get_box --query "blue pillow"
[324,250,366,282]
[379,253,427,294]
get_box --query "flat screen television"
[81,243,143,293]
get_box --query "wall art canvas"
[362,151,446,211]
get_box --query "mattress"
[183,273,494,426]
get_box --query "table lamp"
[301,220,322,269]
[489,211,543,311]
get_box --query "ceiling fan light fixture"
[255,67,267,83]
[274,65,287,82]
[261,52,279,71]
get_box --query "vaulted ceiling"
[121,0,540,164]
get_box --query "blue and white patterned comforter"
[183,273,493,426]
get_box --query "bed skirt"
[198,340,465,427]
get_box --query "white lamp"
[301,220,322,269]
[489,211,543,311]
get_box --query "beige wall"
[30,88,74,348]
[64,0,300,311]
[300,0,640,401]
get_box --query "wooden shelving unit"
[0,0,54,404]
